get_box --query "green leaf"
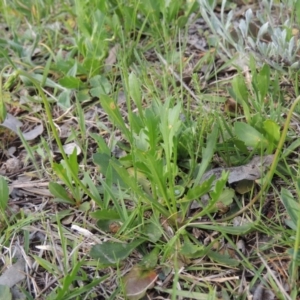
[93,153,126,187]
[99,95,130,140]
[285,219,297,230]
[32,255,60,273]
[58,76,82,89]
[143,222,162,243]
[210,171,228,203]
[231,74,248,103]
[217,188,235,206]
[283,138,300,158]
[144,107,160,154]
[134,129,150,151]
[109,160,167,217]
[0,84,7,123]
[68,148,79,177]
[129,72,142,116]
[56,260,84,298]
[90,133,111,156]
[129,113,144,135]
[53,163,72,187]
[207,250,239,267]
[180,235,205,258]
[76,89,90,102]
[41,56,53,87]
[67,61,78,77]
[185,176,215,201]
[173,185,185,198]
[48,182,75,204]
[96,219,121,232]
[196,171,230,214]
[281,188,300,226]
[89,75,111,97]
[141,246,160,268]
[232,138,250,154]
[159,100,182,159]
[231,75,250,121]
[108,159,135,186]
[257,64,270,99]
[57,89,71,108]
[21,73,63,89]
[61,277,108,300]
[296,0,300,26]
[90,209,120,220]
[82,172,103,207]
[127,167,151,194]
[90,239,144,264]
[0,176,9,210]
[249,55,258,81]
[78,202,90,212]
[191,223,255,235]
[194,124,219,185]
[133,154,169,206]
[234,122,268,148]
[0,285,12,300]
[263,119,280,142]
[49,209,72,223]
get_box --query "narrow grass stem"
[18,71,96,203]
[291,194,300,284]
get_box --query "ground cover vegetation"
[0,0,300,299]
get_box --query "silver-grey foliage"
[198,0,300,70]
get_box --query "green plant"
[0,176,9,228]
[1,0,300,299]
